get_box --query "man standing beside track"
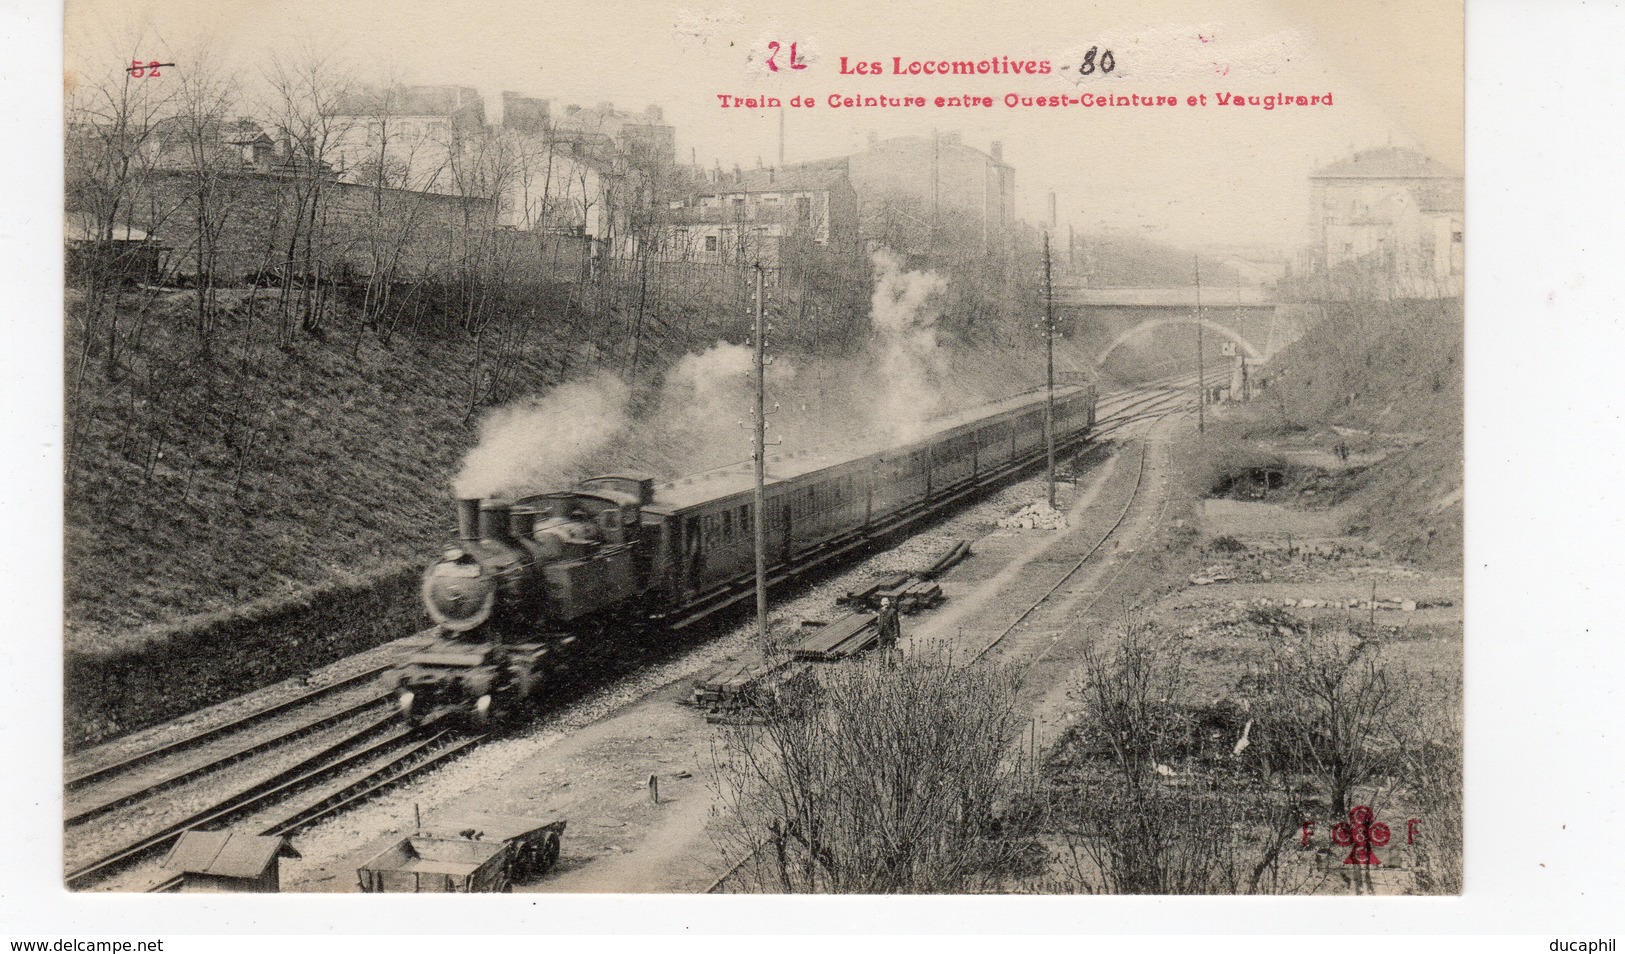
[876,597,902,662]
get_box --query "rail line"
[73,375,1196,894]
[703,381,1196,894]
[65,691,392,827]
[971,400,1189,663]
[66,663,396,790]
[66,713,482,890]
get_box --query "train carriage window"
[722,510,733,539]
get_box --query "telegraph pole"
[1044,232,1057,510]
[1194,255,1205,435]
[752,263,770,653]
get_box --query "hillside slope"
[1255,296,1464,568]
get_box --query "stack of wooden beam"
[918,539,972,579]
[839,573,910,609]
[838,539,967,614]
[790,613,879,661]
[870,578,944,613]
[692,655,795,709]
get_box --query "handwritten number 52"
[129,60,163,78]
[765,41,807,72]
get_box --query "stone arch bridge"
[1052,285,1292,370]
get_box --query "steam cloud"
[867,249,950,441]
[651,341,797,465]
[451,248,1050,502]
[452,372,631,500]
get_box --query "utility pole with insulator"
[1194,254,1205,435]
[752,263,769,653]
[1044,232,1057,510]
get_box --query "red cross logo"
[1332,805,1391,865]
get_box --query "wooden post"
[1195,255,1205,435]
[753,263,769,655]
[1044,232,1057,510]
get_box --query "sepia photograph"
[52,0,1471,904]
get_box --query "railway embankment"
[1018,299,1464,894]
[65,564,423,748]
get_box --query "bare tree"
[442,122,524,334]
[262,46,354,342]
[712,651,1025,893]
[1055,619,1310,895]
[65,35,176,383]
[1256,625,1399,816]
[1393,670,1463,892]
[343,80,450,342]
[168,48,244,352]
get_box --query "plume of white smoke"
[648,340,796,468]
[453,372,631,500]
[867,248,950,441]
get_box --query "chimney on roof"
[990,140,1003,162]
[734,163,742,181]
[942,131,961,145]
[868,132,879,147]
[769,167,775,183]
[645,105,663,122]
[599,101,615,113]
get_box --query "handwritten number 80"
[1079,46,1115,75]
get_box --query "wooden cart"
[356,814,565,893]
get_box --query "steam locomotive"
[385,383,1097,725]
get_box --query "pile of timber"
[790,612,879,662]
[838,539,968,613]
[692,540,973,713]
[692,655,798,710]
[919,539,973,579]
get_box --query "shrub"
[711,649,1024,893]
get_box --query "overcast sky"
[65,0,1463,250]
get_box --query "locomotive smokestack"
[479,500,513,542]
[457,498,480,542]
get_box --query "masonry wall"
[96,171,500,281]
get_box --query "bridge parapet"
[1056,285,1275,308]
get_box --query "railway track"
[704,382,1197,893]
[65,685,397,827]
[67,375,1197,893]
[971,399,1189,664]
[66,711,484,890]
[66,663,397,792]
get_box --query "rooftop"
[1311,147,1460,180]
[695,160,850,196]
[162,830,295,879]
